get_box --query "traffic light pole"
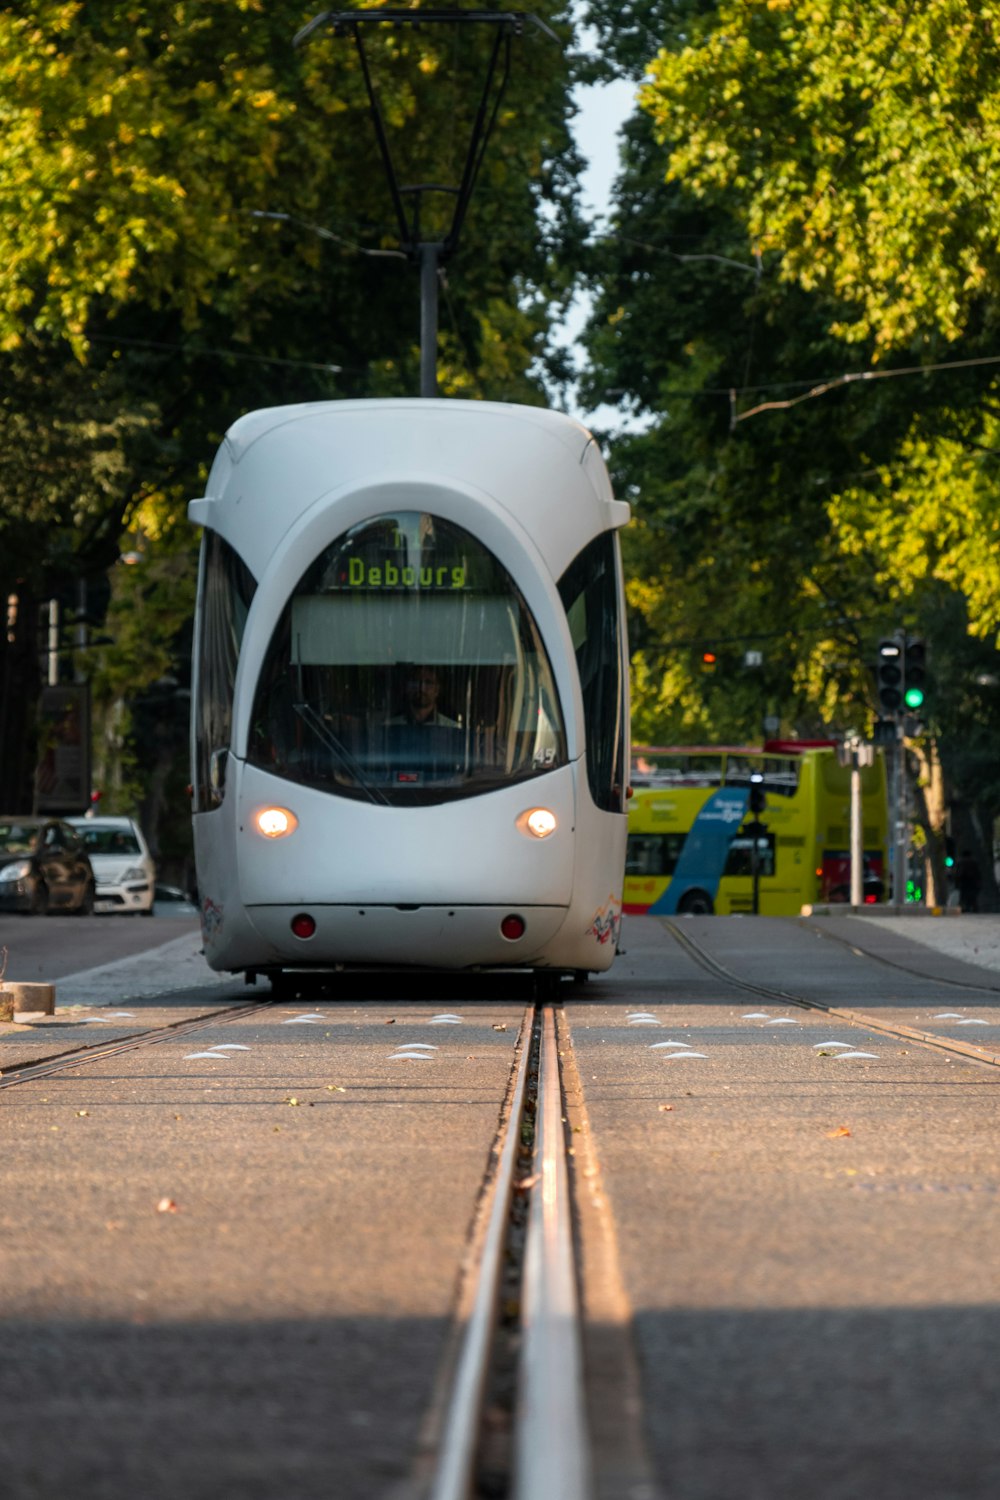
[850,747,863,907]
[874,630,926,906]
[895,721,909,905]
[748,771,765,915]
[889,721,906,906]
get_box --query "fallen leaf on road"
[326,1085,347,1092]
[492,1024,507,1032]
[385,1018,396,1025]
[826,1126,852,1139]
[658,1104,675,1112]
[156,1198,179,1213]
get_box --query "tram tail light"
[517,807,557,839]
[500,914,526,941]
[291,913,316,939]
[254,806,299,838]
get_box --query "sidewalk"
[860,913,1000,972]
[801,910,1000,987]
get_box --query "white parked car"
[67,815,156,916]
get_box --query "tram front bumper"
[243,902,570,970]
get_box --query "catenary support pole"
[420,242,441,398]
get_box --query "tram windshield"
[248,511,567,804]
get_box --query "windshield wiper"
[292,703,391,808]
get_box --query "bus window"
[723,833,776,879]
[626,832,685,877]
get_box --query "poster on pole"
[34,684,91,814]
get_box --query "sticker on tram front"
[588,895,622,947]
[201,896,223,942]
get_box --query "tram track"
[424,1002,595,1500]
[2,988,608,1497]
[0,999,280,1086]
[665,917,1000,1070]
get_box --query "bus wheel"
[678,890,714,916]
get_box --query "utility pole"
[838,736,875,906]
[850,746,863,907]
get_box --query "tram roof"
[190,399,629,576]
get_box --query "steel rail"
[665,918,1000,1070]
[429,1004,535,1500]
[0,1001,274,1088]
[513,1004,593,1500]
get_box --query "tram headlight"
[254,806,299,839]
[517,807,557,840]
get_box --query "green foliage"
[576,0,1000,869]
[642,0,1000,353]
[0,0,581,814]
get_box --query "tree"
[641,0,1000,353]
[577,0,1000,902]
[0,1,582,827]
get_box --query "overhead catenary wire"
[732,351,1000,423]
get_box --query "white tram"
[189,400,630,992]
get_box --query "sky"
[574,75,640,225]
[558,73,642,428]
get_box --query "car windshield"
[0,824,38,854]
[78,826,142,856]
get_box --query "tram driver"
[384,664,463,782]
[387,664,459,729]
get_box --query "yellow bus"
[625,742,889,917]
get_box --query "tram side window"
[557,532,627,813]
[193,531,257,811]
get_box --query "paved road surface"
[2,910,999,1498]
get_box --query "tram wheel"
[533,970,565,1002]
[268,971,301,1001]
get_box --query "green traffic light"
[904,686,925,709]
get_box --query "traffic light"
[700,649,718,672]
[875,638,903,714]
[903,637,926,711]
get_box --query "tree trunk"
[908,736,948,907]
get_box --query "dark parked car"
[0,816,96,915]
